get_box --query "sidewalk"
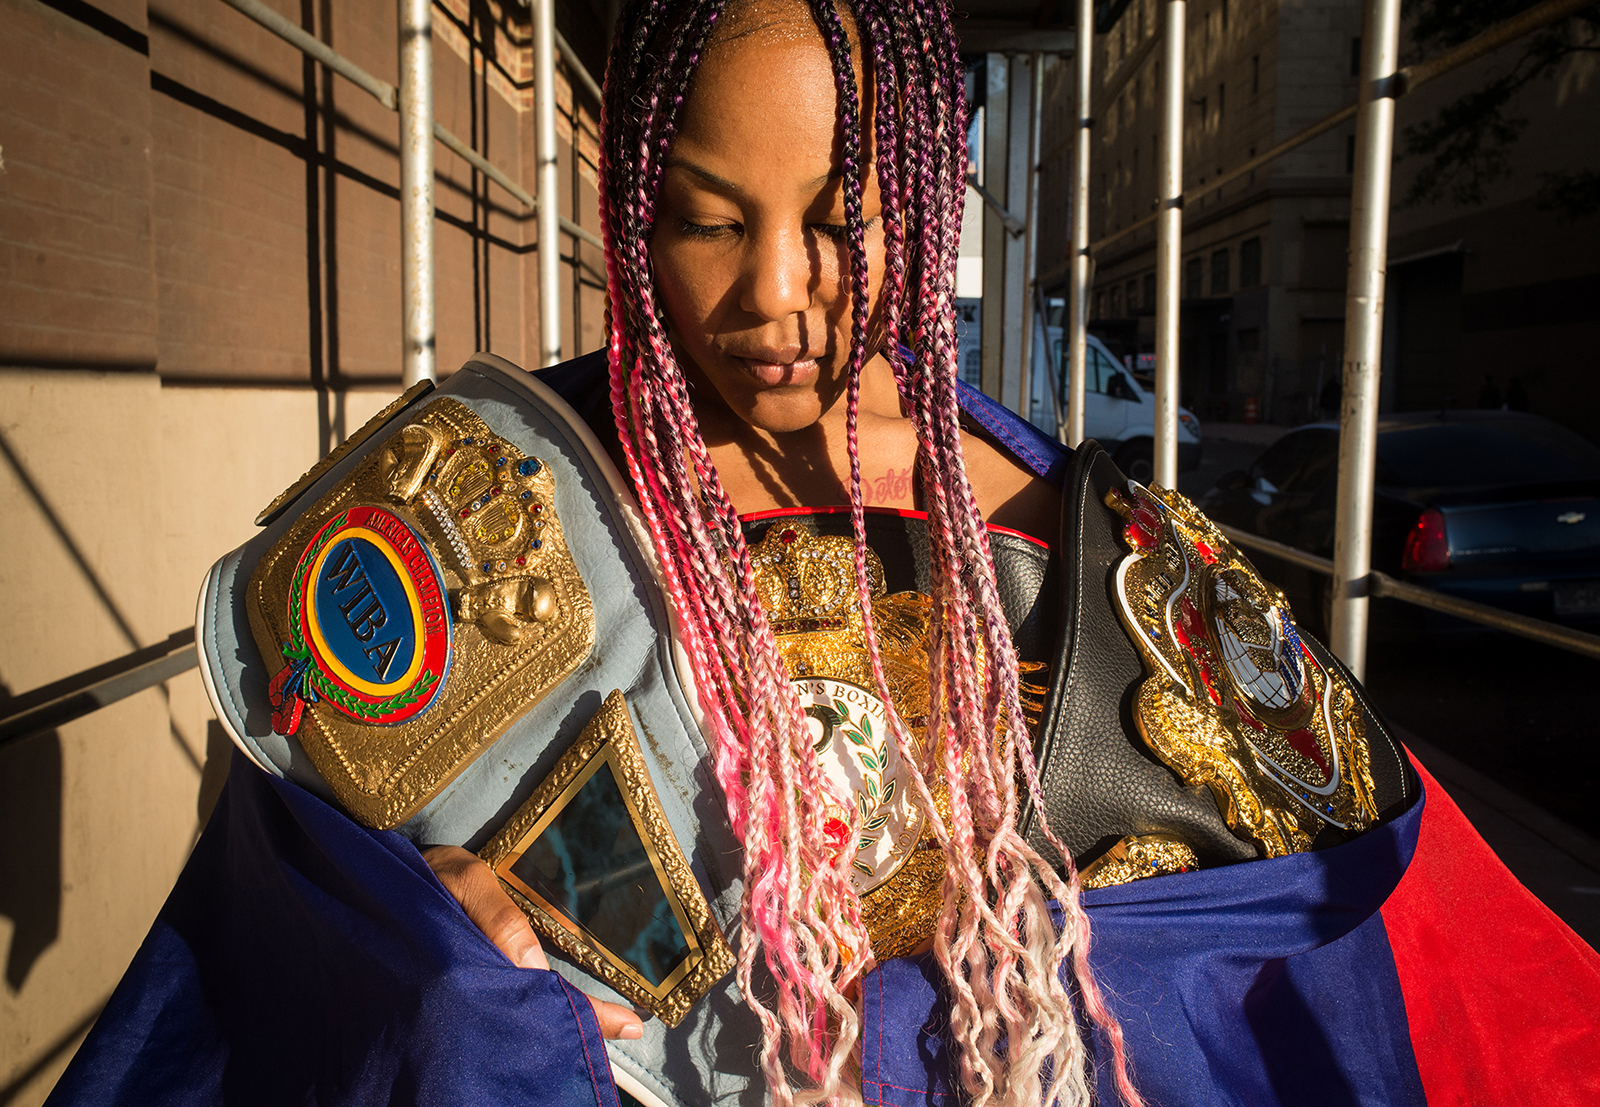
[1397,725,1600,950]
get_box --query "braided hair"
[597,2,1138,1103]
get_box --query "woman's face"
[648,3,885,436]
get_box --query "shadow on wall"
[0,682,62,994]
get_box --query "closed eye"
[678,219,741,238]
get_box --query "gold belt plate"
[247,398,595,830]
[1106,482,1378,857]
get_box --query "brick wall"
[0,1,604,1100]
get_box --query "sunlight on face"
[648,0,886,436]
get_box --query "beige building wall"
[0,0,605,1100]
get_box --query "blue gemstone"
[521,490,532,500]
[517,458,540,477]
[531,539,542,550]
[481,562,493,572]
[496,457,507,467]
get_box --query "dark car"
[1199,411,1600,632]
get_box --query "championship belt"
[197,355,754,1107]
[1022,441,1417,883]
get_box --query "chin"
[740,391,828,435]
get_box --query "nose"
[738,223,814,324]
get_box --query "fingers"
[590,996,644,1040]
[421,845,546,970]
[420,845,645,1040]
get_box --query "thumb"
[588,995,644,1040]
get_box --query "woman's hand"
[422,845,645,1040]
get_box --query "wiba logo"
[270,505,453,734]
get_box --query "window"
[1211,249,1230,295]
[1095,291,1107,318]
[1088,347,1121,393]
[1184,257,1204,299]
[1143,273,1156,307]
[1239,237,1262,288]
[1351,36,1362,77]
[1221,0,1229,29]
[1126,279,1139,311]
[1111,286,1124,317]
[1301,223,1349,289]
[1251,55,1260,95]
[1346,135,1356,173]
[1218,83,1225,120]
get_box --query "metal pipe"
[1329,0,1403,678]
[554,27,604,107]
[534,0,562,367]
[1017,53,1045,419]
[1216,524,1600,662]
[431,123,603,250]
[221,0,398,109]
[398,0,436,385]
[0,631,199,752]
[1065,0,1093,446]
[965,175,1026,236]
[1153,0,1185,489]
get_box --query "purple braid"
[597,2,1140,1104]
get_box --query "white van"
[1028,323,1202,483]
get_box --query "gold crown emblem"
[376,403,568,644]
[747,520,930,697]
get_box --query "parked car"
[1200,410,1600,631]
[1027,325,1203,481]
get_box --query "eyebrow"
[662,157,839,194]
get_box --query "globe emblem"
[792,677,923,894]
[1207,568,1310,725]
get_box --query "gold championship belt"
[746,518,946,959]
[1106,481,1379,857]
[247,398,597,829]
[218,360,739,1039]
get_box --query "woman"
[49,0,1600,1105]
[429,0,1129,1103]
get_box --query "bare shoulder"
[959,429,1061,546]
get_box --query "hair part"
[598,2,1139,1104]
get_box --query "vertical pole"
[1065,0,1094,447]
[1153,0,1185,489]
[398,0,435,385]
[980,55,1009,402]
[1017,53,1044,423]
[534,0,562,367]
[1330,0,1402,678]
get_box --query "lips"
[732,353,821,387]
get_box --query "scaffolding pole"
[1065,0,1093,447]
[1329,0,1402,678]
[398,0,436,385]
[1153,0,1185,489]
[1017,53,1045,421]
[534,0,562,367]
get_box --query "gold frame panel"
[479,690,734,1027]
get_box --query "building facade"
[1050,0,1600,437]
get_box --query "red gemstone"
[459,509,471,519]
[1195,539,1219,564]
[516,556,526,566]
[779,528,797,544]
[531,502,542,514]
[491,486,501,496]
